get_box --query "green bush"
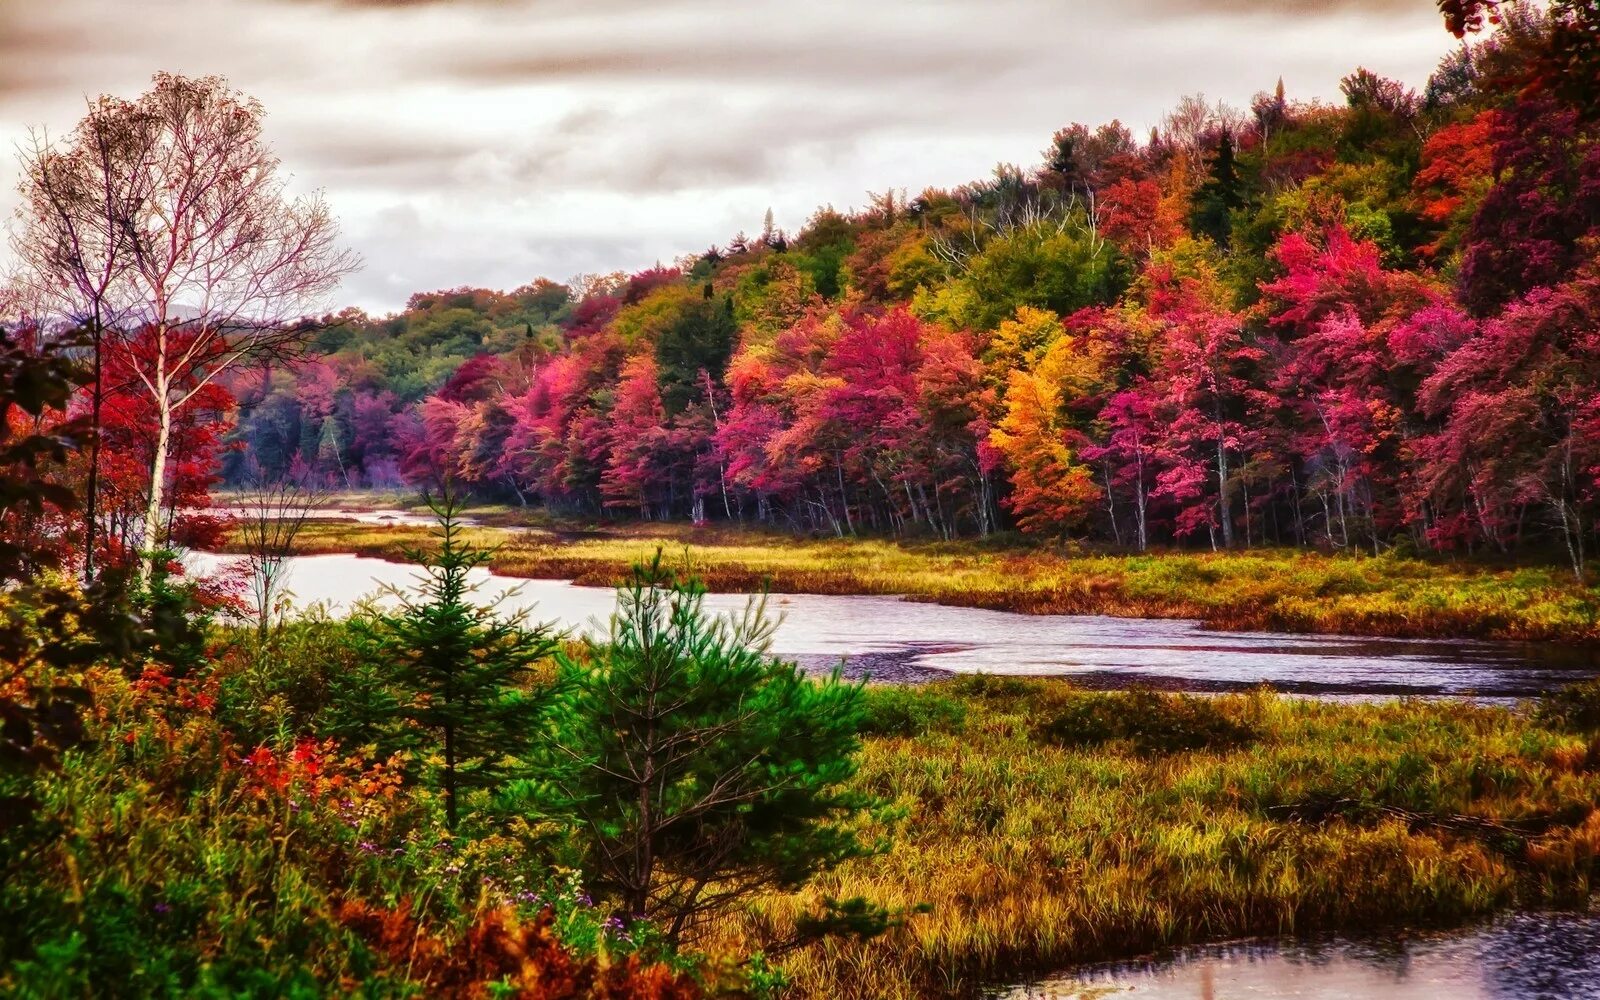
[213,611,360,745]
[1536,678,1600,733]
[947,673,1037,701]
[859,686,968,738]
[1036,688,1259,755]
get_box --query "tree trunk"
[1215,432,1234,549]
[835,452,855,535]
[1102,460,1122,548]
[1134,452,1149,553]
[443,722,458,831]
[84,322,104,581]
[141,376,174,582]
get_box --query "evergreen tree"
[346,494,559,830]
[538,554,885,944]
[653,295,737,414]
[1190,131,1243,246]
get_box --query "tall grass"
[711,679,1600,998]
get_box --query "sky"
[0,0,1455,315]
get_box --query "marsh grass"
[232,519,1600,644]
[714,679,1600,998]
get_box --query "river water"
[185,550,1598,699]
[999,910,1600,1000]
[205,506,460,528]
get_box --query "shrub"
[947,673,1037,701]
[213,611,361,745]
[859,686,968,738]
[1036,688,1259,755]
[1536,678,1600,733]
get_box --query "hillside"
[224,5,1600,571]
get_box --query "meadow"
[731,677,1600,998]
[238,510,1600,645]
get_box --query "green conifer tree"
[346,494,559,830]
[1190,131,1243,246]
[538,554,886,944]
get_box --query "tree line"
[7,2,1599,581]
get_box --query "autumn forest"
[192,5,1600,576]
[4,0,1600,998]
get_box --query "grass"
[223,515,1600,645]
[713,678,1600,998]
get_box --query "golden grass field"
[723,678,1600,997]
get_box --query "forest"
[2,1,1600,998]
[184,2,1600,576]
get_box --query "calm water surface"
[206,506,461,528]
[186,550,1597,699]
[998,911,1600,1000]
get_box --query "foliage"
[165,10,1600,577]
[1035,688,1260,754]
[0,328,140,832]
[0,665,720,998]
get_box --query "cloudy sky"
[0,0,1453,315]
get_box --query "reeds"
[705,680,1600,998]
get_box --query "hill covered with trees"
[219,3,1600,574]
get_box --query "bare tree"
[27,73,359,579]
[234,477,328,638]
[9,99,155,579]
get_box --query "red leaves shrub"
[337,900,703,999]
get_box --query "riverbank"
[215,508,1600,645]
[728,678,1600,998]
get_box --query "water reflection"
[1002,911,1600,1000]
[206,506,462,528]
[185,551,1599,699]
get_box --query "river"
[998,910,1600,999]
[184,549,1599,699]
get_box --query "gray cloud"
[0,0,1454,313]
[1130,0,1422,12]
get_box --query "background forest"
[185,3,1600,575]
